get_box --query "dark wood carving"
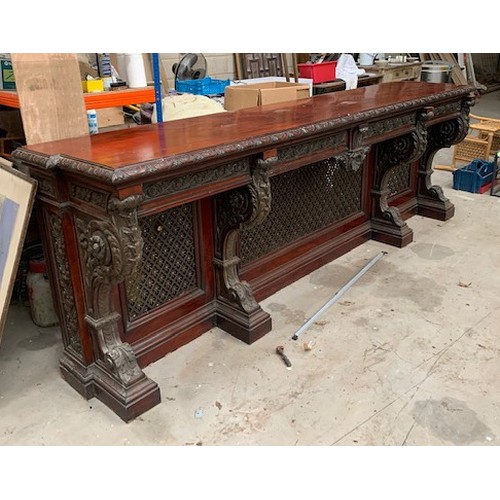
[365,113,417,139]
[214,156,274,343]
[277,133,347,163]
[334,124,370,172]
[371,108,433,247]
[70,184,109,209]
[75,195,160,421]
[12,82,475,422]
[416,97,474,220]
[143,159,250,199]
[48,213,82,354]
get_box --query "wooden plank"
[234,53,243,80]
[434,164,456,172]
[10,53,88,145]
[142,53,154,85]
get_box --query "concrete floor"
[1,90,499,447]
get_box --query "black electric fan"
[172,53,207,91]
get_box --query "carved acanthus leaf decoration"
[76,194,145,386]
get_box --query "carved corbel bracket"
[417,97,473,220]
[214,156,275,343]
[75,194,149,387]
[336,146,370,172]
[335,124,370,172]
[71,193,160,421]
[371,112,430,246]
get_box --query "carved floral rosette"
[76,194,145,385]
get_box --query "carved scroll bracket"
[214,156,275,343]
[76,194,145,385]
[417,97,474,220]
[371,112,430,246]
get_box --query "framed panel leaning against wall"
[0,159,37,343]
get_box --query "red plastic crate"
[298,61,337,83]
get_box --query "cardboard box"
[0,58,15,90]
[96,107,125,129]
[224,81,310,111]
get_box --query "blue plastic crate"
[452,159,495,193]
[176,77,230,96]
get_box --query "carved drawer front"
[125,202,198,319]
[241,156,363,264]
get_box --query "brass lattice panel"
[126,203,198,319]
[388,163,412,197]
[241,158,363,264]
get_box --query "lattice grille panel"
[126,203,198,319]
[241,158,363,264]
[388,163,412,197]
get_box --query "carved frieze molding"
[365,113,417,139]
[75,194,145,386]
[276,132,347,163]
[144,158,250,200]
[434,101,462,117]
[70,184,109,209]
[48,212,82,354]
[32,175,56,197]
[12,87,475,187]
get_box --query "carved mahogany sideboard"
[13,82,475,422]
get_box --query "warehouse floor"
[1,90,500,447]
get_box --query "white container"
[26,259,59,328]
[87,109,98,134]
[124,53,147,88]
[359,53,377,66]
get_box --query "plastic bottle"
[26,259,59,327]
[87,109,98,134]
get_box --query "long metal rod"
[292,251,388,340]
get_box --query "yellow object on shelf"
[82,79,104,93]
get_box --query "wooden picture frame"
[0,159,37,343]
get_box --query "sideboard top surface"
[16,82,474,175]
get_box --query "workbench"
[359,62,423,83]
[12,82,475,422]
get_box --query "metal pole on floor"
[291,251,388,341]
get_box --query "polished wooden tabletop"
[23,82,470,170]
